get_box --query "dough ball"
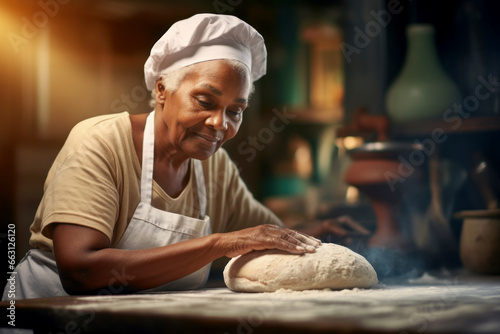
[223,243,378,292]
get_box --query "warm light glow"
[345,186,359,203]
[342,136,364,150]
[0,7,19,55]
[37,28,50,138]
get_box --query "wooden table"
[1,271,500,334]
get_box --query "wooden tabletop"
[2,272,500,334]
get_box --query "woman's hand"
[215,224,321,258]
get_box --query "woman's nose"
[206,110,228,131]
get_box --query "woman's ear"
[155,80,166,104]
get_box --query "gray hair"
[149,59,255,108]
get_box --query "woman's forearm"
[81,234,225,293]
[53,224,225,294]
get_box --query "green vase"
[386,24,462,123]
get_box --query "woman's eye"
[228,110,242,119]
[196,98,212,108]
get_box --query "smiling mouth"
[194,133,221,144]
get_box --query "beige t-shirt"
[29,112,281,251]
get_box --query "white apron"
[114,110,212,290]
[3,110,211,301]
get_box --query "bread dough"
[223,243,378,292]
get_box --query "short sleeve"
[34,120,121,242]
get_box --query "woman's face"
[156,60,251,161]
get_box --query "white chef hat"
[144,13,267,91]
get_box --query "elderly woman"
[4,14,322,299]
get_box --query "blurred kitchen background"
[1,0,499,279]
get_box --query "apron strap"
[141,110,207,219]
[140,111,155,203]
[193,159,207,219]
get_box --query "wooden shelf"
[285,106,343,125]
[391,116,500,137]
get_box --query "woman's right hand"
[215,224,321,258]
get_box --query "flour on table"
[223,243,378,292]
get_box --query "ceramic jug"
[386,24,462,123]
